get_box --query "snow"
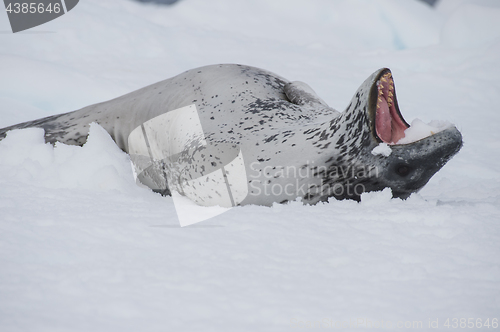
[1,0,500,331]
[396,119,452,145]
[440,4,500,48]
[0,124,137,192]
[371,143,392,156]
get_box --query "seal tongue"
[376,95,392,142]
[375,72,408,144]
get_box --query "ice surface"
[441,3,500,48]
[1,0,499,331]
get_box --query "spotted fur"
[0,64,462,205]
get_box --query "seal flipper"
[0,100,115,147]
[0,111,92,146]
[284,81,340,116]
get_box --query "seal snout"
[374,71,409,144]
[385,126,463,199]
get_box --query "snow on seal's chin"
[395,119,453,145]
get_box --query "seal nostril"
[396,165,410,176]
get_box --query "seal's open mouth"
[373,71,409,144]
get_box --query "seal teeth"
[387,97,393,107]
[377,73,396,108]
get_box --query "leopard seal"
[0,64,462,206]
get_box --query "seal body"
[0,64,462,206]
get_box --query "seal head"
[322,68,463,201]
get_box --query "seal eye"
[396,165,411,176]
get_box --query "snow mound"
[0,124,136,192]
[360,187,393,205]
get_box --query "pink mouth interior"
[375,73,409,144]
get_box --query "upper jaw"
[368,68,462,149]
[342,67,462,152]
[368,68,410,144]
